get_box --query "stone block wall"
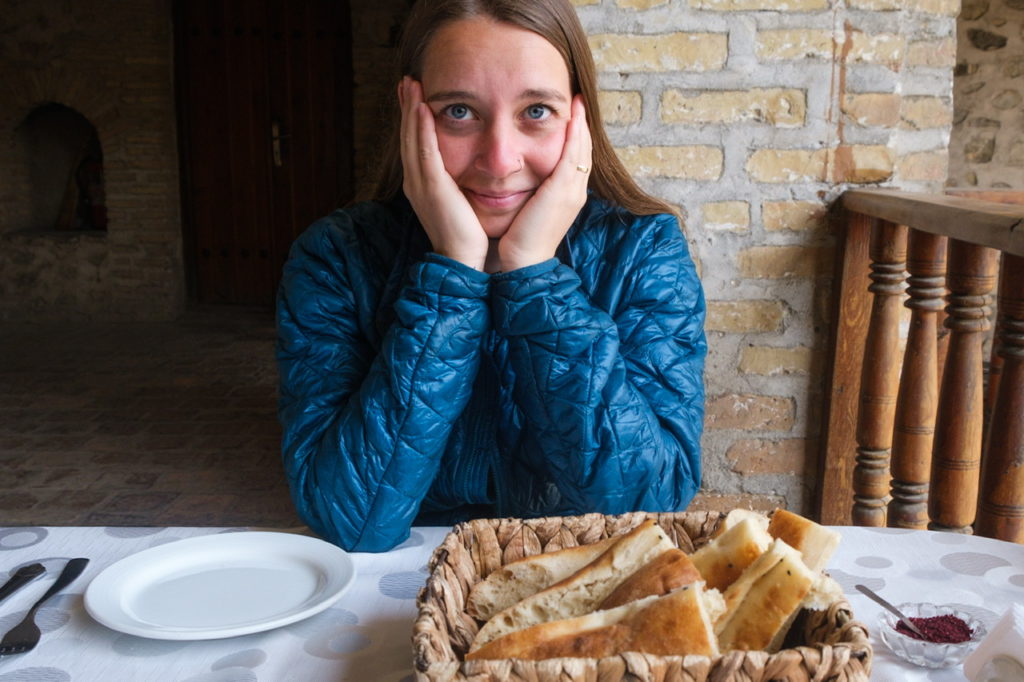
[0,0,184,322]
[948,0,1024,187]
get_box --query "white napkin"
[964,603,1024,681]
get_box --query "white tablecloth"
[0,524,1021,681]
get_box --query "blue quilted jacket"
[276,194,706,552]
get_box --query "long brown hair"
[368,0,675,218]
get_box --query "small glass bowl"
[876,602,987,668]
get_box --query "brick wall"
[0,0,184,322]
[948,0,1024,187]
[569,0,957,514]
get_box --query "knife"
[0,564,46,605]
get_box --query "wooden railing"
[815,188,1024,544]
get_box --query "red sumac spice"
[895,614,973,643]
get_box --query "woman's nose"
[475,121,523,178]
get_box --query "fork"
[0,558,89,656]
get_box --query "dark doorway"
[174,0,354,305]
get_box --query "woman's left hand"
[497,95,592,271]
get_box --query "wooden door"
[175,0,353,305]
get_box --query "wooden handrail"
[842,189,1024,257]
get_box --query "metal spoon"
[855,583,928,639]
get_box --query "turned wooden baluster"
[976,254,1024,543]
[929,240,1000,533]
[984,274,1006,441]
[888,231,947,529]
[853,220,907,527]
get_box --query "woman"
[276,0,706,552]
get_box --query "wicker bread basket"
[412,510,872,681]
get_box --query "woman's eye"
[444,104,473,120]
[525,104,551,120]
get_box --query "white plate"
[84,531,355,640]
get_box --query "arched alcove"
[15,102,107,232]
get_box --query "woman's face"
[419,17,574,239]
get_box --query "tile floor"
[0,305,303,528]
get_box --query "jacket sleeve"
[491,213,705,514]
[276,222,489,552]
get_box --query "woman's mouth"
[463,188,533,211]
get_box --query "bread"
[714,538,816,652]
[598,548,701,610]
[690,517,772,591]
[470,519,676,650]
[709,508,769,539]
[803,572,845,611]
[466,535,619,621]
[767,508,841,573]
[462,509,843,663]
[466,583,725,661]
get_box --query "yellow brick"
[756,30,833,61]
[705,394,795,431]
[617,145,723,179]
[706,300,784,333]
[849,32,904,67]
[727,439,809,475]
[842,93,901,128]
[589,33,728,72]
[598,90,642,125]
[907,38,957,67]
[901,96,953,130]
[896,151,949,182]
[703,201,750,231]
[909,0,959,15]
[689,492,784,513]
[847,0,900,8]
[738,245,832,278]
[739,345,814,375]
[849,0,958,10]
[829,145,894,183]
[661,88,805,126]
[617,0,668,7]
[762,200,827,232]
[746,149,828,183]
[757,28,906,65]
[690,0,826,8]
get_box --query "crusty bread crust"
[714,538,815,652]
[466,583,725,661]
[466,535,618,621]
[767,508,840,573]
[470,519,676,651]
[598,548,701,610]
[690,517,772,591]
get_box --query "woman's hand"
[399,77,489,270]
[497,95,593,272]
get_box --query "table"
[0,524,1021,681]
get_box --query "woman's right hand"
[399,77,489,271]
